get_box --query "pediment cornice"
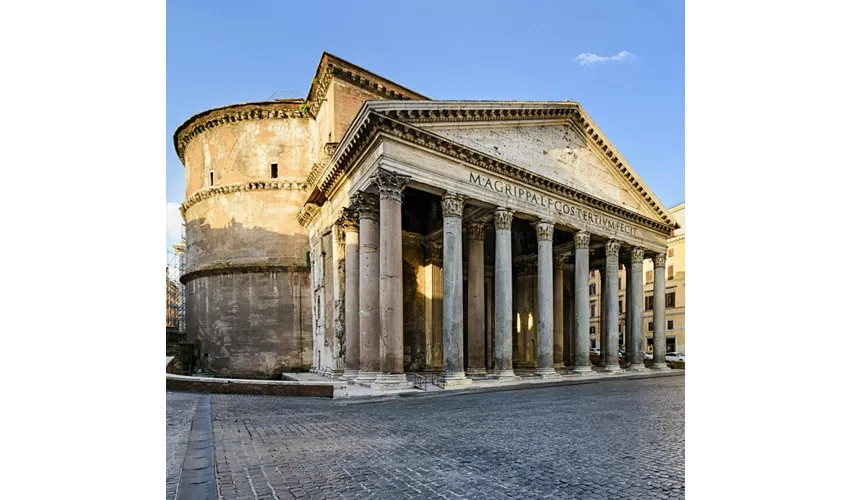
[310,104,676,235]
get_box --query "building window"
[667,266,674,279]
[645,270,654,283]
[648,321,654,332]
[667,320,674,331]
[618,300,623,313]
[589,283,597,296]
[668,248,674,257]
[645,296,653,311]
[590,302,597,318]
[590,326,596,335]
[209,171,214,187]
[666,292,676,308]
[618,277,623,290]
[270,163,278,179]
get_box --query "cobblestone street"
[168,376,684,499]
[166,391,202,499]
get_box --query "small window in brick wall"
[667,320,674,331]
[209,171,214,187]
[648,321,654,332]
[645,296,654,311]
[271,163,279,179]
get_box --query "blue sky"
[166,0,684,258]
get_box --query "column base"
[340,370,359,382]
[553,363,566,370]
[465,367,488,377]
[626,363,648,372]
[489,369,520,381]
[442,371,473,387]
[601,363,624,373]
[370,373,413,391]
[570,365,594,375]
[354,371,378,385]
[535,367,559,378]
[651,362,671,371]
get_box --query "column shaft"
[341,208,360,381]
[603,240,623,372]
[553,257,565,369]
[466,223,486,375]
[492,208,518,379]
[652,254,670,370]
[627,248,647,370]
[374,169,412,389]
[354,193,380,384]
[535,221,556,377]
[441,194,471,386]
[571,232,592,373]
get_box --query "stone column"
[564,261,575,369]
[652,253,670,370]
[626,248,646,371]
[535,221,557,377]
[373,169,413,389]
[571,231,593,373]
[598,268,606,367]
[491,208,519,380]
[466,221,486,376]
[340,207,360,381]
[553,255,565,369]
[424,239,443,371]
[603,240,623,372]
[441,193,472,387]
[354,193,380,384]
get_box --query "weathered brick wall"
[185,270,312,377]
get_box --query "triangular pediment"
[369,101,676,227]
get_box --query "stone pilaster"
[603,240,623,372]
[329,222,346,377]
[627,247,647,371]
[571,231,593,373]
[491,208,519,380]
[424,239,443,371]
[466,221,487,376]
[340,207,360,381]
[535,221,557,378]
[441,193,472,387]
[373,169,413,389]
[553,255,565,369]
[354,192,380,384]
[652,253,670,370]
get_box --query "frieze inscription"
[468,173,638,237]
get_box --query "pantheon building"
[174,53,679,389]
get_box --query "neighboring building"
[173,52,680,382]
[166,267,180,330]
[642,202,685,354]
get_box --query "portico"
[300,100,678,389]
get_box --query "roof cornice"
[172,101,309,164]
[312,106,676,234]
[180,180,308,219]
[305,52,429,116]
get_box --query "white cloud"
[166,202,183,243]
[575,50,636,67]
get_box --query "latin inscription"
[468,173,638,237]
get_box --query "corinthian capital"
[373,168,411,201]
[441,193,466,218]
[631,247,645,264]
[574,231,591,249]
[352,192,379,221]
[339,207,359,232]
[605,239,621,256]
[492,208,514,230]
[427,240,443,260]
[467,222,486,240]
[535,220,554,241]
[653,253,667,269]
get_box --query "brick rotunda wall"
[177,104,317,376]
